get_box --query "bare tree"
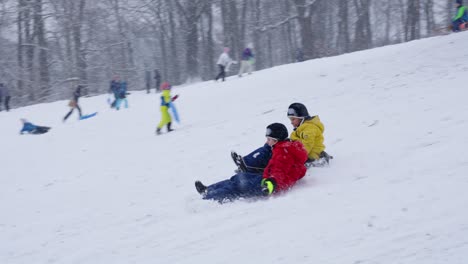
[175,0,208,82]
[0,0,456,106]
[405,0,421,41]
[353,0,372,51]
[293,0,316,60]
[424,0,435,34]
[337,0,351,53]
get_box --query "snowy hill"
[2,32,468,264]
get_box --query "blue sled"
[168,102,180,124]
[80,112,98,120]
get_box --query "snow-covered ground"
[2,32,468,264]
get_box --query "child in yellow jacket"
[287,102,332,167]
[156,82,179,135]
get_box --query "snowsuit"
[241,144,272,173]
[115,81,128,110]
[109,80,121,108]
[290,116,325,161]
[263,140,308,192]
[204,172,264,202]
[63,87,82,121]
[238,48,254,76]
[215,52,233,81]
[20,122,50,135]
[452,5,468,31]
[203,140,308,202]
[156,89,174,132]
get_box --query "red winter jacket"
[263,140,308,192]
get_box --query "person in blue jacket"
[452,0,468,31]
[109,75,121,108]
[115,81,129,110]
[19,119,50,134]
[238,47,254,77]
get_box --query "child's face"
[289,117,303,128]
[266,137,278,146]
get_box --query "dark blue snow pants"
[242,144,272,173]
[204,172,264,202]
[452,19,466,31]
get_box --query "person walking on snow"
[452,0,468,32]
[115,81,129,110]
[238,47,254,77]
[195,123,308,203]
[109,75,121,108]
[156,82,179,135]
[215,47,236,82]
[63,85,83,122]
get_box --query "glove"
[172,94,179,101]
[261,178,276,196]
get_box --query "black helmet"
[287,103,309,118]
[457,0,463,5]
[266,123,288,141]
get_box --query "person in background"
[296,48,304,62]
[215,47,236,82]
[156,82,179,135]
[238,47,254,77]
[145,70,151,94]
[452,0,468,32]
[109,75,121,108]
[0,83,11,111]
[4,84,10,111]
[154,69,161,93]
[195,123,308,203]
[19,119,50,135]
[63,85,83,122]
[0,83,3,111]
[115,81,129,110]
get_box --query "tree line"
[0,0,454,106]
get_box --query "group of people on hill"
[19,73,180,136]
[19,84,86,134]
[215,46,255,82]
[195,103,332,203]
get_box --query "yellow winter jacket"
[290,116,325,160]
[160,90,171,109]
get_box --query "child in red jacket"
[195,123,308,202]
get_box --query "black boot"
[231,151,248,173]
[167,122,174,132]
[195,181,207,195]
[156,128,161,135]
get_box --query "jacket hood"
[306,115,324,133]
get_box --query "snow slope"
[1,32,468,264]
